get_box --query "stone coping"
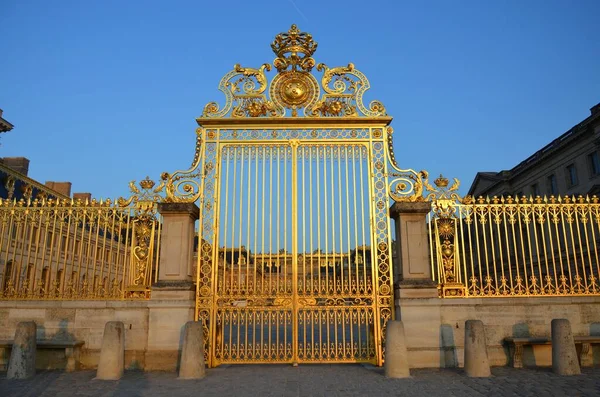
[397,295,600,306]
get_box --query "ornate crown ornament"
[434,174,449,188]
[200,24,387,119]
[271,24,318,72]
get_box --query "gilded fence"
[428,176,600,297]
[0,177,162,300]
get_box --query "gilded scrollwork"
[309,63,386,118]
[198,25,386,119]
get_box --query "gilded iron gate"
[159,25,427,367]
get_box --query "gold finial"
[139,176,155,190]
[434,174,449,188]
[271,24,318,72]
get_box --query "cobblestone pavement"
[1,365,600,397]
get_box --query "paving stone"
[1,365,600,396]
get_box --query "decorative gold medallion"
[270,70,319,115]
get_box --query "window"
[588,151,600,176]
[531,183,540,197]
[566,164,579,187]
[547,174,558,195]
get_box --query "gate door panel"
[296,144,376,363]
[213,144,294,364]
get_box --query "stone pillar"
[390,201,437,300]
[96,321,125,380]
[390,201,442,368]
[464,320,491,377]
[384,321,410,378]
[7,321,37,379]
[156,203,199,285]
[551,319,581,375]
[178,321,206,379]
[146,202,198,371]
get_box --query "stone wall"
[0,298,193,371]
[398,296,600,368]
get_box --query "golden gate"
[159,25,425,367]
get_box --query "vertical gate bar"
[231,147,238,297]
[246,148,252,294]
[344,146,351,295]
[323,146,329,296]
[15,209,29,296]
[487,205,498,292]
[238,146,245,299]
[351,147,359,294]
[209,137,223,368]
[301,146,306,295]
[52,202,64,297]
[269,146,273,296]
[61,207,73,297]
[23,207,35,295]
[291,140,299,365]
[358,147,367,297]
[329,145,336,297]
[551,206,562,289]
[496,205,506,290]
[357,146,366,359]
[237,147,245,359]
[537,205,549,293]
[76,209,87,294]
[563,205,575,291]
[222,147,231,296]
[582,204,594,289]
[309,146,315,360]
[273,145,286,356]
[276,146,281,295]
[268,146,274,357]
[91,206,101,295]
[316,146,321,296]
[591,205,600,279]
[508,205,519,293]
[337,146,344,294]
[575,206,587,291]
[365,141,381,364]
[0,212,13,293]
[531,204,558,290]
[253,146,259,296]
[261,146,266,299]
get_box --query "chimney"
[591,102,600,115]
[73,192,92,202]
[45,181,72,197]
[2,157,30,176]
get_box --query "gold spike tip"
[434,174,449,188]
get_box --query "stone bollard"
[551,319,581,375]
[96,321,125,380]
[7,321,37,379]
[178,321,206,379]
[384,321,410,378]
[464,320,491,377]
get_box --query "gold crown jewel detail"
[139,176,155,190]
[434,174,449,188]
[271,24,318,72]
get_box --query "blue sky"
[1,0,599,200]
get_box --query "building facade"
[468,102,600,198]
